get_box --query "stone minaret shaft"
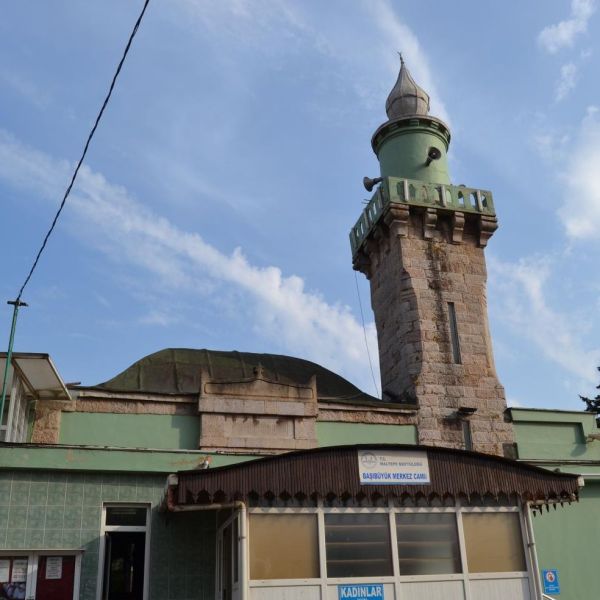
[351,57,513,455]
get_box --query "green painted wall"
[317,422,417,446]
[59,413,199,450]
[0,445,257,472]
[532,482,600,600]
[0,470,216,600]
[511,408,600,461]
[376,124,450,184]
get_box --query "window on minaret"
[447,302,462,364]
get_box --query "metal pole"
[0,299,27,430]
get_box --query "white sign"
[11,559,28,582]
[358,450,430,485]
[45,557,63,580]
[0,559,9,582]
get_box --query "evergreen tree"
[580,367,600,412]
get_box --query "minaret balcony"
[350,177,496,258]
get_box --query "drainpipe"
[165,475,248,600]
[524,502,543,600]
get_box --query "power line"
[1,0,151,426]
[15,0,151,302]
[354,270,380,398]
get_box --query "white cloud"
[489,255,600,386]
[555,62,578,101]
[0,129,381,395]
[538,0,596,54]
[558,106,600,239]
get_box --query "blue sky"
[1,0,599,409]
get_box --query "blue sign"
[338,584,384,599]
[542,569,560,595]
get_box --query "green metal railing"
[350,177,496,256]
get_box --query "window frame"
[0,550,82,600]
[245,501,534,598]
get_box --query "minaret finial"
[385,55,430,120]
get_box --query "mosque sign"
[358,450,430,485]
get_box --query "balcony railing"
[350,176,496,256]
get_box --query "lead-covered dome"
[385,54,430,120]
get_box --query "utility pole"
[0,299,28,431]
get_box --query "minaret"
[351,57,513,455]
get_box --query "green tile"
[47,482,66,506]
[29,481,49,504]
[118,485,137,501]
[45,506,65,529]
[29,472,48,483]
[10,482,30,503]
[83,483,102,506]
[12,472,31,482]
[63,506,83,529]
[80,530,99,554]
[68,472,86,484]
[101,483,119,501]
[0,506,8,529]
[66,482,84,504]
[0,529,6,549]
[0,486,11,506]
[48,472,67,484]
[81,506,101,530]
[27,506,46,529]
[25,529,45,548]
[6,528,26,548]
[61,529,82,549]
[43,529,63,548]
[8,506,27,529]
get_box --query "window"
[447,302,462,364]
[462,512,526,573]
[325,513,393,578]
[0,375,29,443]
[396,512,461,576]
[249,514,319,580]
[0,553,80,600]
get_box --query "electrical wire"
[354,270,380,398]
[15,0,151,302]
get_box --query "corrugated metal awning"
[174,444,580,507]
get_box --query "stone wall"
[355,205,514,455]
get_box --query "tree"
[580,367,600,412]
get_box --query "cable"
[15,0,151,302]
[354,270,380,398]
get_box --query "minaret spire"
[385,54,430,120]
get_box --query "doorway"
[216,513,241,600]
[98,505,149,600]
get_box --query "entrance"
[216,512,242,600]
[102,533,145,600]
[98,504,150,600]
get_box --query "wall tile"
[6,528,26,548]
[8,506,27,529]
[63,505,83,529]
[29,481,48,504]
[26,506,46,529]
[47,482,67,506]
[25,528,44,548]
[45,506,65,529]
[82,506,101,530]
[43,528,63,548]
